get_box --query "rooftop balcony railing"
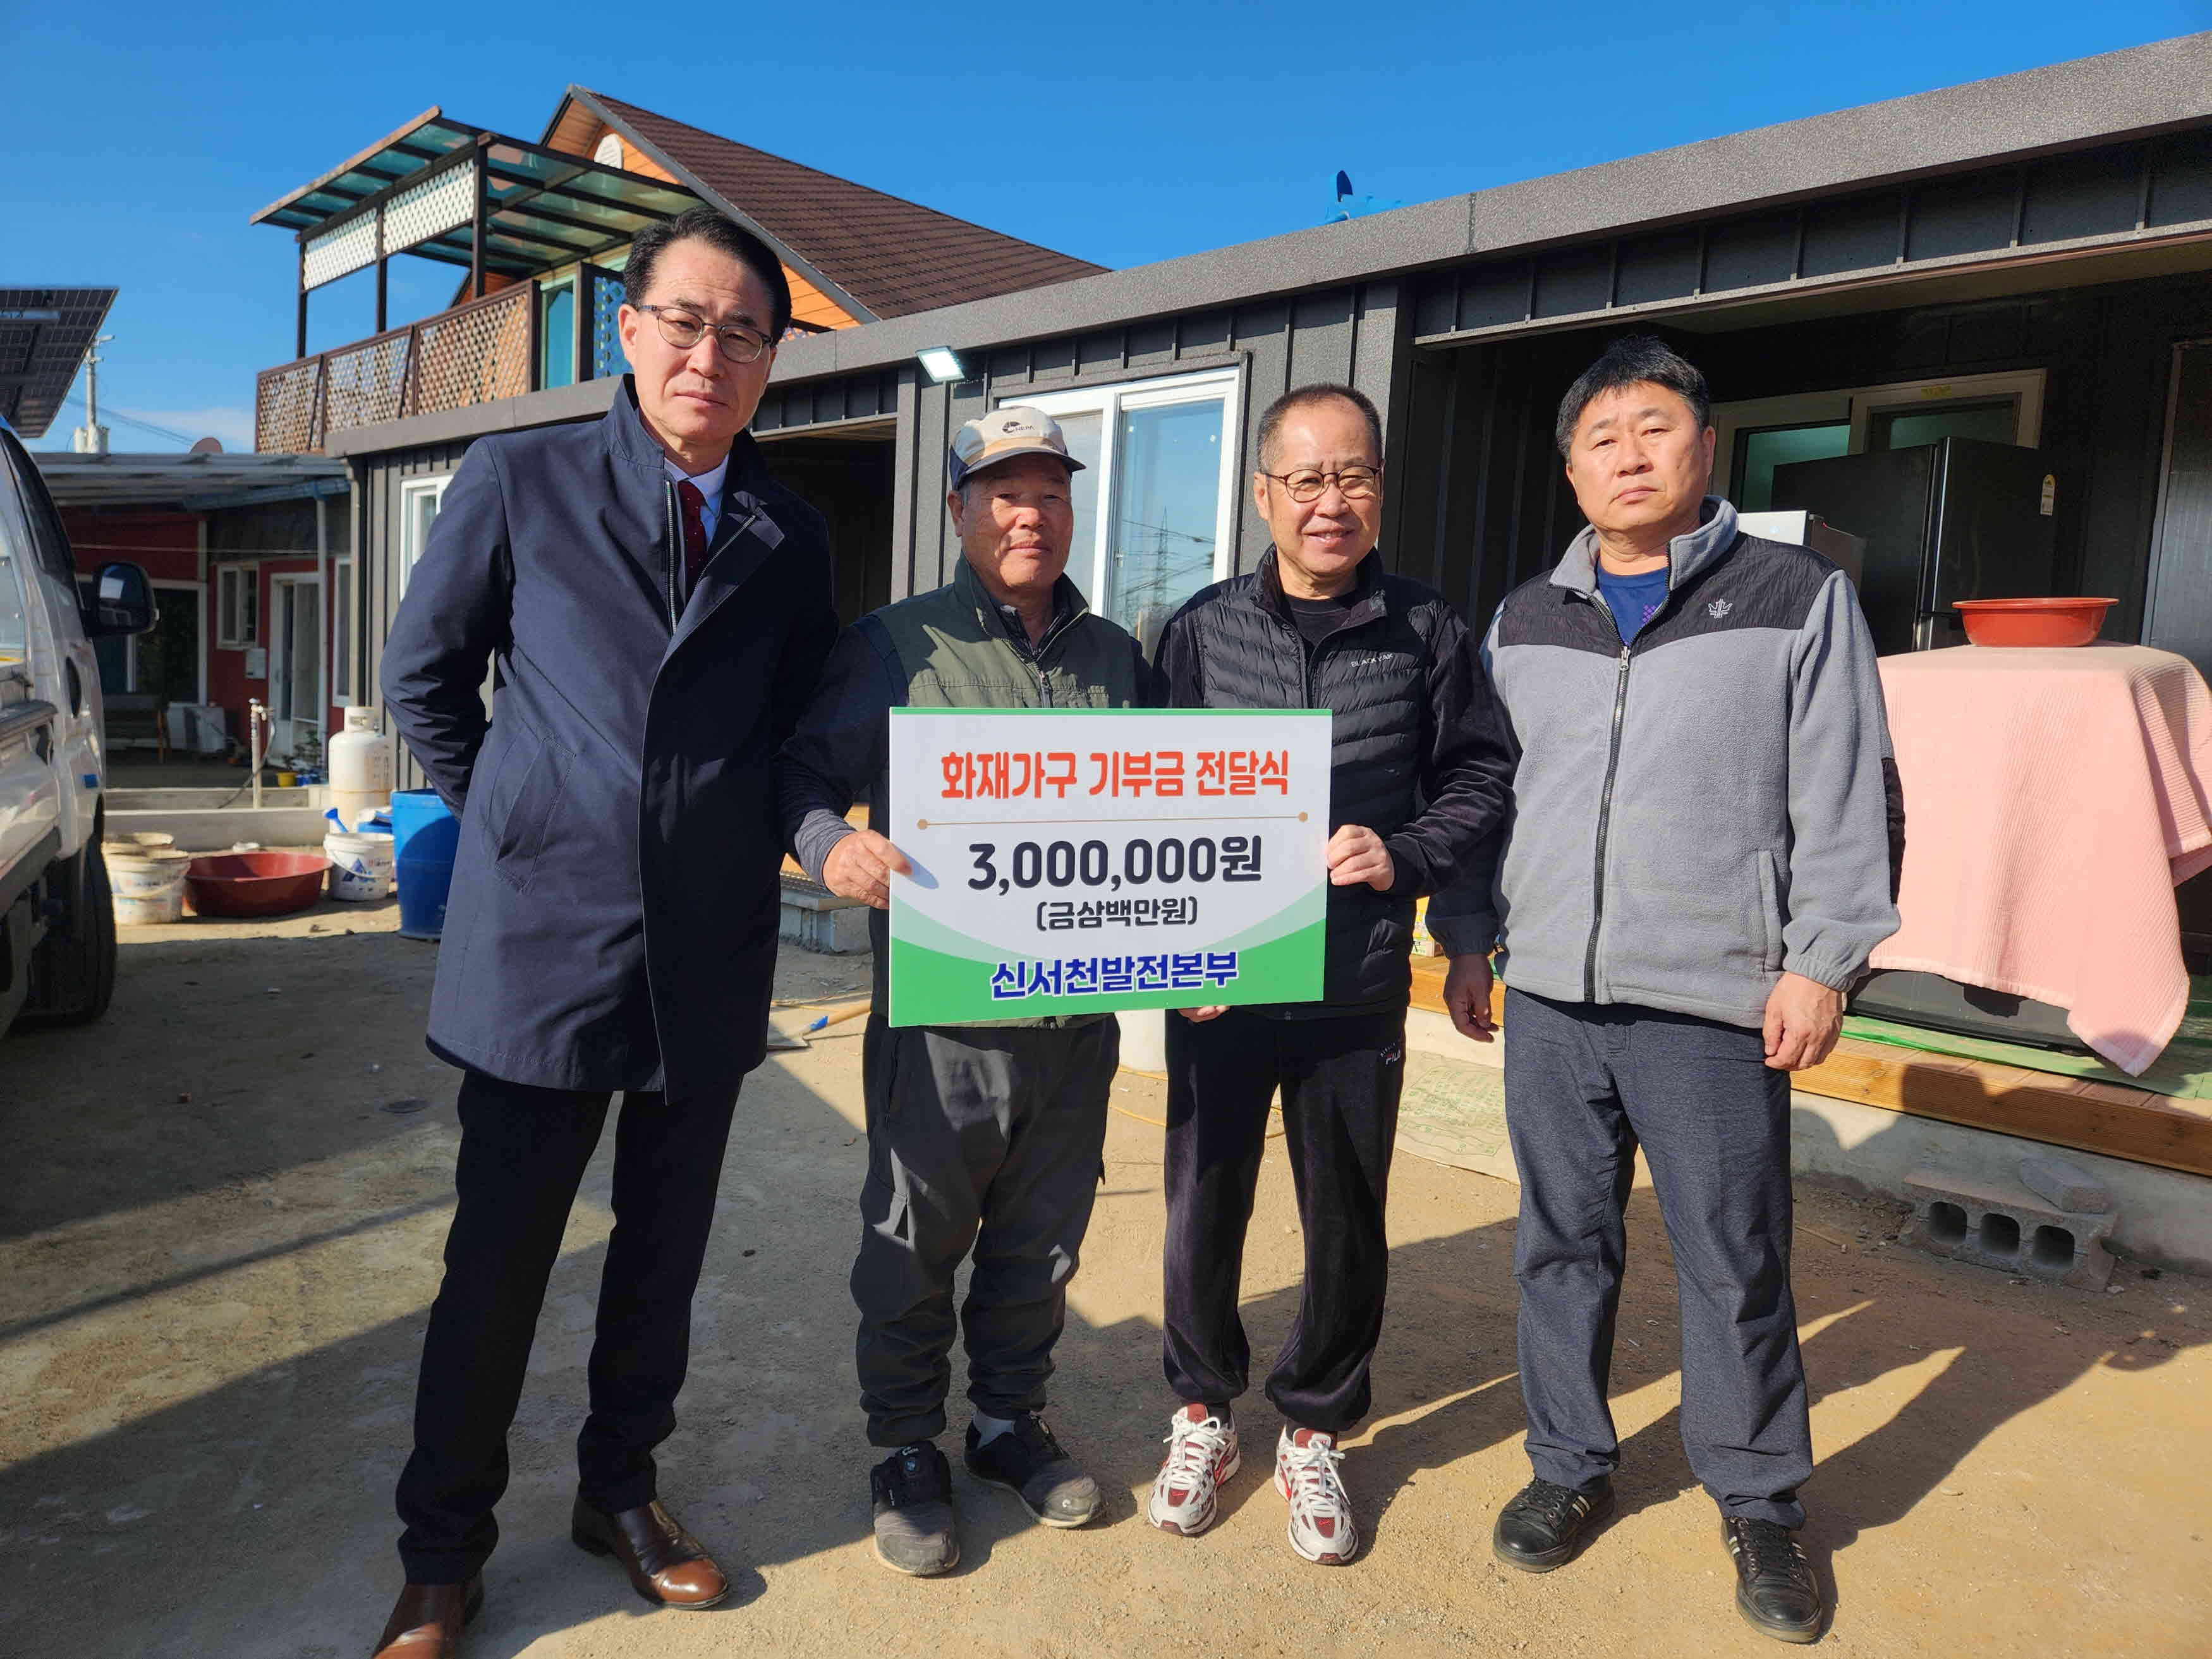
[256,267,834,453]
[256,264,629,453]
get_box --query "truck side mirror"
[85,561,157,638]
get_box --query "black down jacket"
[1154,550,1513,1012]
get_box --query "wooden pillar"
[374,207,388,333]
[296,241,308,358]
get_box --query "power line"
[1115,515,1213,545]
[56,388,200,447]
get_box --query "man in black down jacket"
[373,208,837,1655]
[1143,383,1512,1566]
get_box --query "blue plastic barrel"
[391,787,459,941]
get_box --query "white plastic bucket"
[325,829,396,902]
[105,844,191,925]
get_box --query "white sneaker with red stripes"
[1274,1426,1359,1565]
[1146,1405,1241,1537]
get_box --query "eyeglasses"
[636,305,773,365]
[1260,464,1382,504]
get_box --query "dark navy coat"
[380,380,838,1103]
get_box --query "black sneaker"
[870,1443,958,1576]
[1491,1476,1615,1572]
[964,1414,1100,1528]
[1723,1516,1825,1643]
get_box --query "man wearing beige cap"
[779,407,1157,1576]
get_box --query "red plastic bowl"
[184,851,330,918]
[1954,597,2117,648]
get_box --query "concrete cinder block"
[778,880,872,955]
[1902,1168,2117,1291]
[2017,1155,2113,1215]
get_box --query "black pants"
[395,1070,737,1583]
[853,1017,1115,1448]
[1504,989,1811,1527]
[1162,1006,1405,1435]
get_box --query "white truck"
[0,416,157,1037]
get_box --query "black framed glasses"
[636,304,773,365]
[1260,464,1383,503]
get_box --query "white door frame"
[269,571,324,760]
[1012,367,1243,630]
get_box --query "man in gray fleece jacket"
[1428,336,1899,1645]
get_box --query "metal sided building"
[321,34,2212,721]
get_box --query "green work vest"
[875,557,1140,712]
[870,558,1143,1028]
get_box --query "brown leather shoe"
[571,1496,729,1608]
[369,1576,482,1657]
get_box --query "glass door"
[1108,396,1225,648]
[1015,367,1241,656]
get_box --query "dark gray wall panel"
[889,368,922,602]
[1286,290,1357,387]
[1458,262,1529,331]
[1534,245,1613,319]
[1127,319,1177,368]
[2146,342,2212,677]
[1905,174,2018,260]
[2149,130,2212,228]
[1614,229,1703,307]
[1077,331,1125,376]
[1179,312,1232,356]
[909,378,953,597]
[358,438,473,791]
[753,368,900,434]
[1801,191,1900,277]
[1031,337,1077,381]
[2023,151,2142,244]
[1703,213,1798,292]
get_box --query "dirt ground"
[3,897,2209,1658]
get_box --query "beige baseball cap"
[949,406,1086,488]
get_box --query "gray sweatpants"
[852,1015,1116,1448]
[1504,988,1811,1528]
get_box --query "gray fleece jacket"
[1426,497,1902,1029]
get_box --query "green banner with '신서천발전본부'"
[884,708,1331,1025]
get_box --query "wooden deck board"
[1404,955,2212,1179]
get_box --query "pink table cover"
[1869,644,2212,1074]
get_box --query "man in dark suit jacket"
[372,206,837,1657]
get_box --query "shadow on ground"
[3,938,2203,1655]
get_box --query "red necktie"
[676,479,708,588]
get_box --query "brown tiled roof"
[583,91,1107,321]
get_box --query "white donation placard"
[885,708,1331,1025]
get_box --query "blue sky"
[5,1,2204,452]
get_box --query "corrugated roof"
[35,449,349,509]
[580,91,1106,320]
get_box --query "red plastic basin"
[1954,597,2117,648]
[184,851,329,918]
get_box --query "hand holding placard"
[1325,824,1395,891]
[824,829,913,911]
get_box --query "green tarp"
[1841,980,2212,1100]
